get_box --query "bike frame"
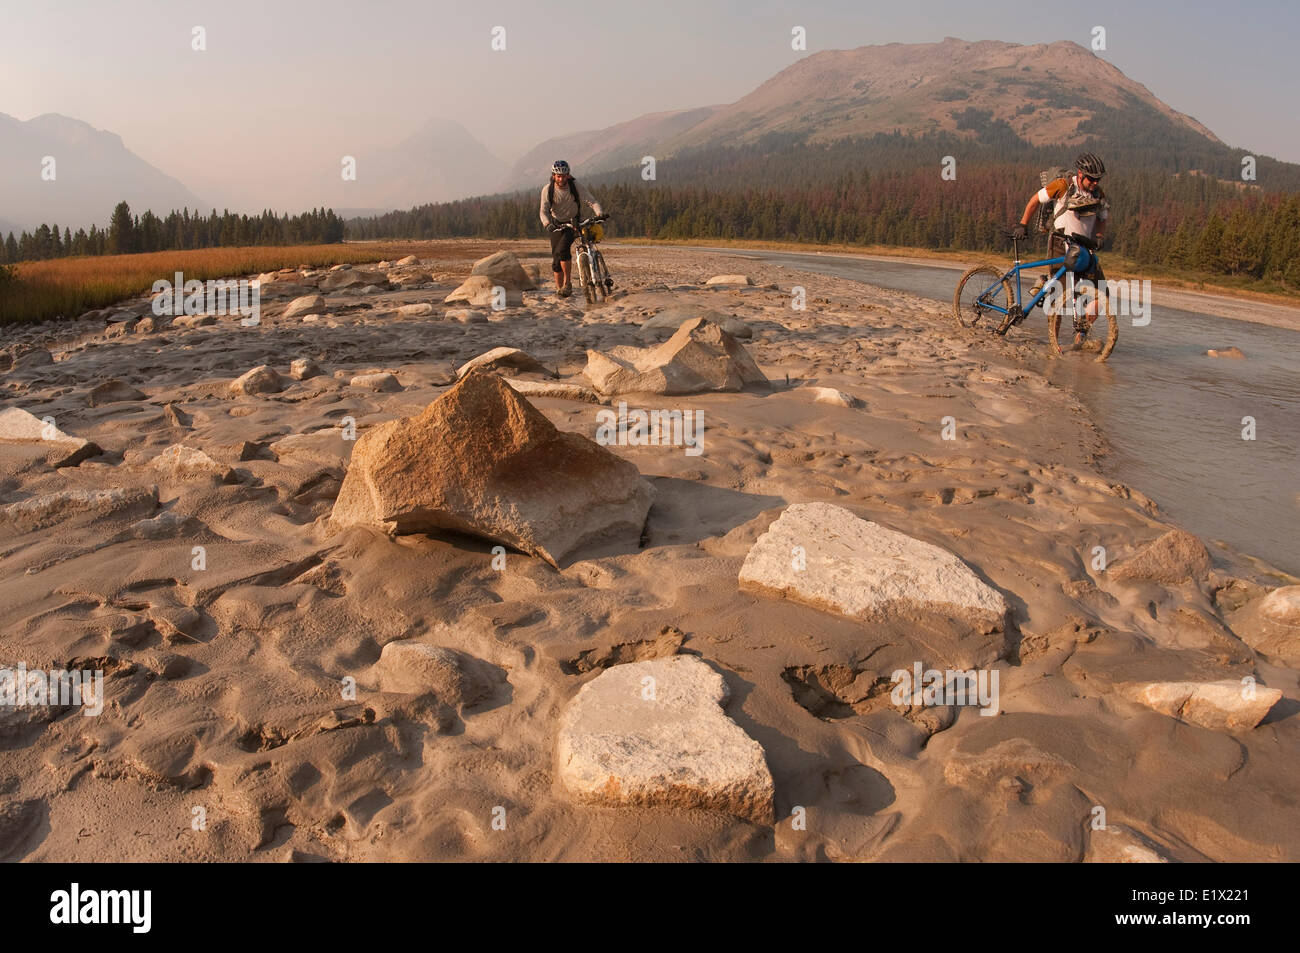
[974,242,1071,319]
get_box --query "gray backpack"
[1035,167,1072,233]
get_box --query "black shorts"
[549,226,575,272]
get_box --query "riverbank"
[1,242,1295,862]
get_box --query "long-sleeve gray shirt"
[539,181,602,229]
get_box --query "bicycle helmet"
[551,160,571,175]
[1075,153,1106,178]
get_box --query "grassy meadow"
[0,243,441,326]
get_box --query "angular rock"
[319,269,384,292]
[163,403,193,429]
[171,314,216,330]
[803,386,860,408]
[446,308,487,324]
[470,250,535,291]
[230,365,284,396]
[134,315,168,334]
[1085,825,1170,863]
[506,379,600,403]
[584,317,768,396]
[330,370,653,566]
[0,407,101,467]
[349,372,402,392]
[456,347,553,379]
[10,347,53,370]
[705,274,753,286]
[1260,586,1300,626]
[640,308,752,340]
[445,275,521,308]
[375,639,496,708]
[943,738,1072,786]
[1118,679,1282,730]
[147,444,236,482]
[283,295,325,319]
[1111,529,1212,585]
[289,358,321,381]
[395,255,419,267]
[0,486,158,534]
[556,656,774,822]
[739,502,1007,622]
[87,379,147,407]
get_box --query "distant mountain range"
[0,113,204,233]
[323,117,507,213]
[5,38,1296,238]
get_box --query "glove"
[1011,223,1028,240]
[546,222,559,233]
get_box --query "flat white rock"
[556,656,773,822]
[739,502,1006,620]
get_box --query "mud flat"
[1,242,1296,862]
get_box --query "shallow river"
[693,248,1300,576]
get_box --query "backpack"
[546,178,581,220]
[1035,167,1072,233]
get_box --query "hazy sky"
[3,0,1296,212]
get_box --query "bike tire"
[1047,286,1118,362]
[594,251,613,298]
[953,265,1012,330]
[578,255,597,305]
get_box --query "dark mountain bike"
[953,231,1118,362]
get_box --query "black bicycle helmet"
[551,160,571,175]
[1075,153,1106,178]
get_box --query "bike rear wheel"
[1047,286,1118,362]
[953,265,1013,330]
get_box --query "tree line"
[0,202,346,264]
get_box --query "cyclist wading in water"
[540,160,604,298]
[1012,152,1109,348]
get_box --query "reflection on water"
[724,249,1300,575]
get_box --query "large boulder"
[1118,679,1281,730]
[739,502,1007,624]
[556,656,774,822]
[0,407,102,467]
[330,370,653,566]
[470,250,535,291]
[1111,529,1212,585]
[584,317,768,396]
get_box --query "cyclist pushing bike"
[1012,152,1110,348]
[540,160,605,298]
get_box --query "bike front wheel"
[953,265,1012,330]
[578,254,597,305]
[594,250,613,298]
[1047,287,1118,362]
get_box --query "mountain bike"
[952,231,1118,362]
[568,214,613,305]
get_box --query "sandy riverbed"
[1,241,1296,862]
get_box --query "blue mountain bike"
[953,231,1117,362]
